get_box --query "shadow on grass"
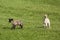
[3,27,11,29]
[3,27,23,30]
[37,26,44,29]
[0,33,1,35]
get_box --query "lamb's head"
[44,14,48,18]
[8,18,13,23]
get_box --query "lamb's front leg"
[11,25,16,29]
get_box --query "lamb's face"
[9,18,13,23]
[44,14,48,18]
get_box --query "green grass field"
[0,0,60,40]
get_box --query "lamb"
[8,18,23,29]
[43,14,50,28]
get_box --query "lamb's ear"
[8,18,11,22]
[8,19,10,23]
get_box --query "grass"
[0,0,60,40]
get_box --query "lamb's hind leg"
[48,23,50,28]
[19,24,23,29]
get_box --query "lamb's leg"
[20,24,23,29]
[48,23,50,28]
[11,25,16,29]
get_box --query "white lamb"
[43,14,50,28]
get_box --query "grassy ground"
[0,0,60,40]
